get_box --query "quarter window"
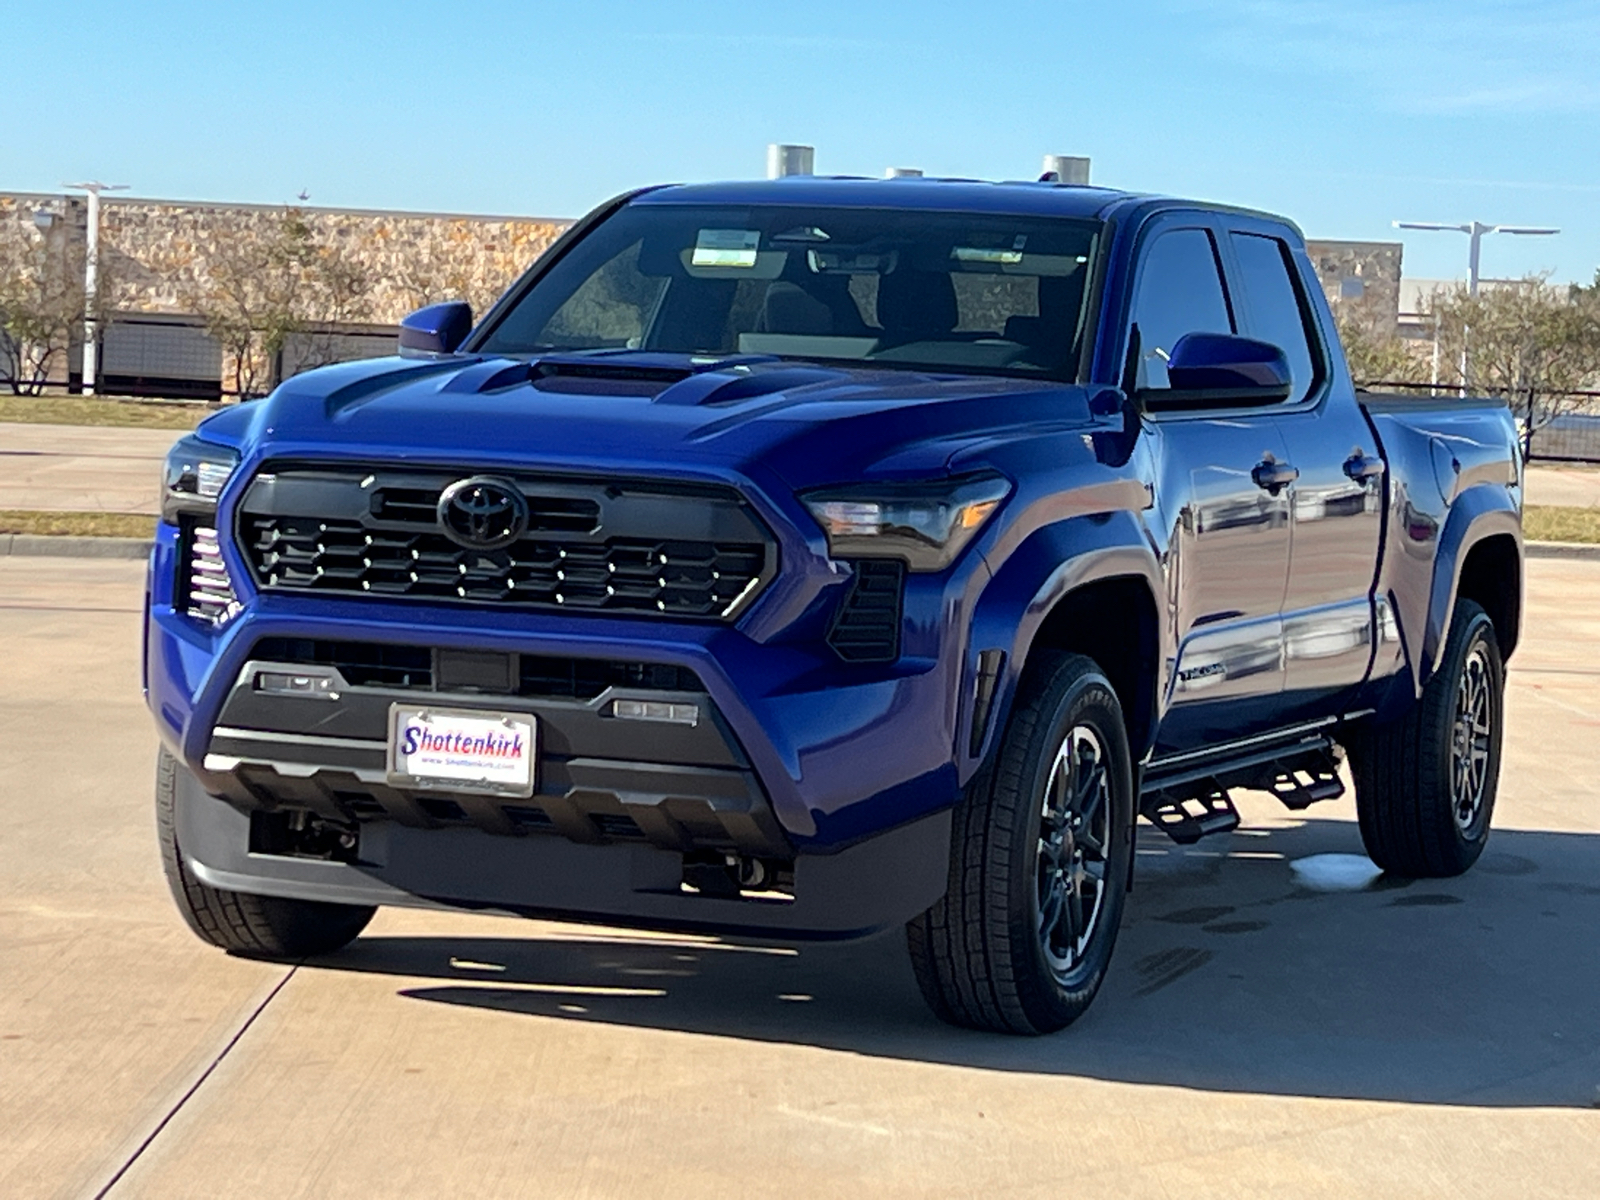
[1229,233,1320,404]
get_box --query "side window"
[1129,228,1233,390]
[1229,232,1320,404]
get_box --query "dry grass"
[1524,505,1600,544]
[0,394,215,430]
[0,510,156,539]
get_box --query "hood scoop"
[429,351,842,405]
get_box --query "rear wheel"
[1350,598,1504,877]
[156,748,375,958]
[907,653,1134,1034]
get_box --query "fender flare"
[962,512,1164,768]
[1422,483,1522,683]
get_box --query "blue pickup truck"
[147,178,1522,1034]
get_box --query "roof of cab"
[633,177,1141,220]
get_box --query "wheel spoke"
[1076,763,1108,825]
[1038,882,1066,948]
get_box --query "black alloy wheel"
[908,651,1134,1035]
[1351,598,1505,877]
[1036,723,1115,985]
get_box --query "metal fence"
[1360,381,1600,464]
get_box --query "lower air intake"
[827,559,904,663]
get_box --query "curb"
[1526,540,1600,561]
[0,534,153,560]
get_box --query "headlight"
[162,435,239,524]
[800,475,1010,571]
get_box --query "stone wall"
[1305,239,1404,337]
[96,198,571,324]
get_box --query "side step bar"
[1138,728,1347,845]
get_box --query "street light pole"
[1392,219,1559,392]
[1393,219,1559,295]
[62,181,128,396]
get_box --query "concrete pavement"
[0,423,182,515]
[1527,462,1600,508]
[1,558,1599,1198]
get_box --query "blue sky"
[11,0,1599,283]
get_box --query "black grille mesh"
[238,468,773,620]
[250,638,705,700]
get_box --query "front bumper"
[146,491,987,930]
[172,738,952,939]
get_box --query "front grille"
[827,559,904,662]
[183,524,241,624]
[237,467,775,620]
[249,638,706,700]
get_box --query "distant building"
[1304,239,1404,339]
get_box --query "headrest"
[876,270,959,343]
[757,282,835,335]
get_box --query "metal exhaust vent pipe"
[1040,155,1091,184]
[767,144,815,178]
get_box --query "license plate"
[386,706,536,798]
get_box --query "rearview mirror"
[1139,333,1292,411]
[399,301,473,356]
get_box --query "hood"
[202,351,1110,492]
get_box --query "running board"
[1141,787,1240,845]
[1138,730,1346,843]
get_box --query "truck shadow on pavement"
[312,817,1600,1109]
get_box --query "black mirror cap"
[399,301,474,356]
[1141,332,1293,411]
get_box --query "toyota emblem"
[437,477,529,550]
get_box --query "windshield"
[476,203,1102,380]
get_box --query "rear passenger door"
[1132,219,1293,755]
[1222,224,1384,722]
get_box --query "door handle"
[1252,460,1299,492]
[1343,453,1386,480]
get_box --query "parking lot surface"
[0,424,181,515]
[1,555,1597,1199]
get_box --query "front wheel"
[907,652,1134,1035]
[156,749,375,958]
[1350,598,1505,877]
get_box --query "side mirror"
[399,301,473,356]
[1140,333,1292,411]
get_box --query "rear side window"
[1129,229,1234,390]
[1229,233,1320,404]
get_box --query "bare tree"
[1425,275,1600,441]
[0,218,115,395]
[1335,308,1425,387]
[185,208,375,396]
[282,244,374,374]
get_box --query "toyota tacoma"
[146,178,1523,1033]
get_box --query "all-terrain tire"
[156,748,375,958]
[1350,598,1504,877]
[907,652,1135,1035]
